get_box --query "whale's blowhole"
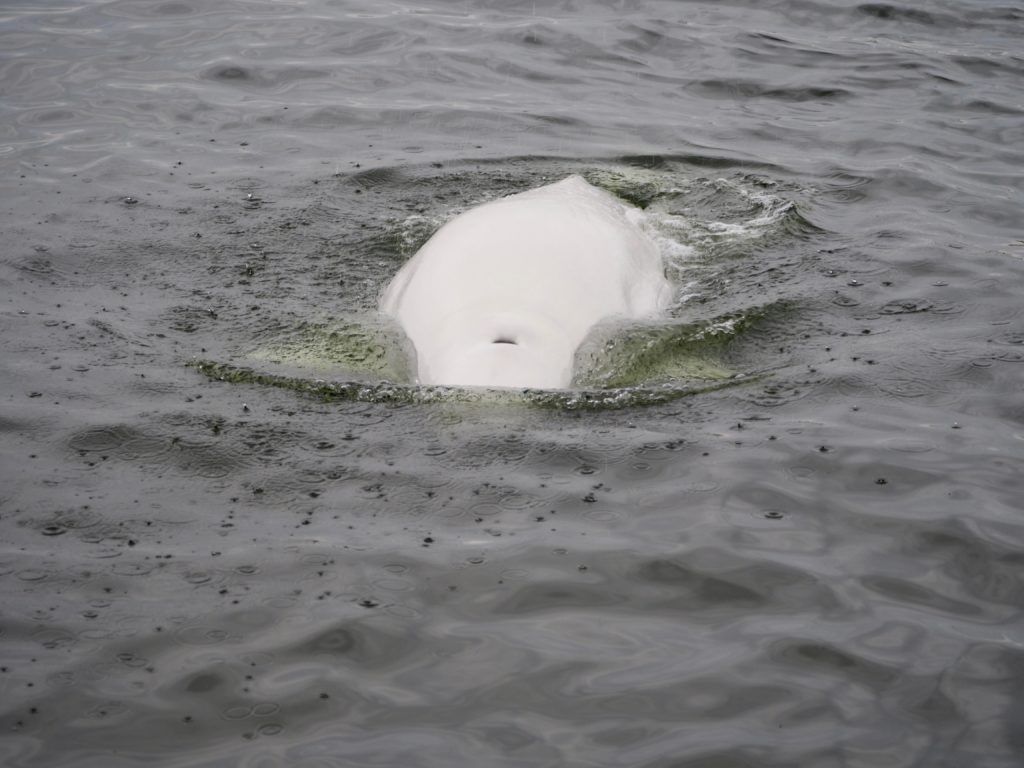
[493,336,518,345]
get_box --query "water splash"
[189,158,810,408]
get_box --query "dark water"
[2,1,1023,766]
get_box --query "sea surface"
[1,1,1023,766]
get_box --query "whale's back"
[381,175,670,388]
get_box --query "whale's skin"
[380,175,671,389]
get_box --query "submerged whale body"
[380,175,671,389]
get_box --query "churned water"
[2,1,1023,766]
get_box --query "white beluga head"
[380,175,671,389]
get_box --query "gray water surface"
[2,1,1023,766]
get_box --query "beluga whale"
[380,175,671,389]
